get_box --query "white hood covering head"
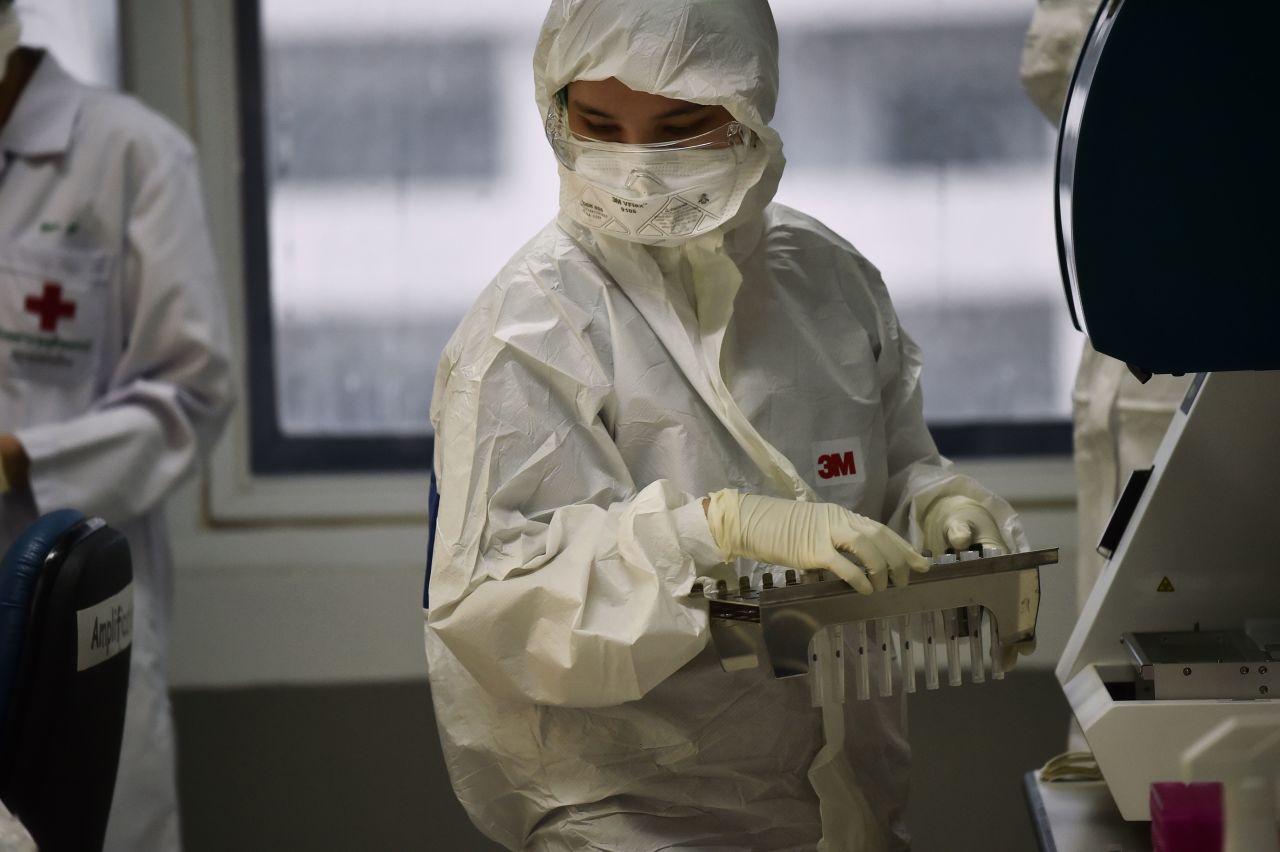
[1019,0,1102,123]
[534,0,786,243]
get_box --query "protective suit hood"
[534,0,785,245]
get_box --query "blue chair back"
[0,510,133,852]
[424,471,440,609]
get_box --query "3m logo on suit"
[812,438,866,488]
[818,451,857,480]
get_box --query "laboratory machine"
[1048,0,1280,840]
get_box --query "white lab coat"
[426,2,1026,849]
[0,52,233,852]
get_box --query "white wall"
[117,0,1082,691]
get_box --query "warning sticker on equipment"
[1156,576,1175,592]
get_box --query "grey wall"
[173,670,1071,851]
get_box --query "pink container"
[1151,782,1224,852]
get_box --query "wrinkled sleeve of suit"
[425,275,725,708]
[15,127,234,525]
[847,255,1029,553]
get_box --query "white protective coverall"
[427,2,1027,849]
[1019,0,1191,608]
[0,51,233,851]
[0,799,34,852]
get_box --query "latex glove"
[705,489,929,594]
[921,495,1008,555]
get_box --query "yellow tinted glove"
[705,489,929,594]
[922,495,1008,555]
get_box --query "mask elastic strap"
[686,234,815,501]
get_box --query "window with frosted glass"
[243,0,1073,473]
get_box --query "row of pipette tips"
[696,542,1012,699]
[693,543,1005,599]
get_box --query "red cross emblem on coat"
[25,282,77,332]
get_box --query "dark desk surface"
[1024,771,1153,852]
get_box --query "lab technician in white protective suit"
[1019,0,1191,613]
[426,1,1030,849]
[0,6,234,850]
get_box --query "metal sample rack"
[699,547,1059,698]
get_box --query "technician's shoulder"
[72,82,199,172]
[440,223,613,387]
[760,203,895,307]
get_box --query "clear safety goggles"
[544,102,754,172]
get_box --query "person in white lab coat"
[0,9,234,850]
[426,1,1029,849]
[1019,0,1191,613]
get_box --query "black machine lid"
[1056,0,1280,376]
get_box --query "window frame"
[236,0,434,475]
[192,0,1072,526]
[932,422,1070,458]
[115,0,1075,693]
[236,0,1071,473]
[120,0,432,525]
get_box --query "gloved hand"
[705,489,929,594]
[921,495,1008,555]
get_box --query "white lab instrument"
[1182,717,1280,852]
[1057,371,1280,821]
[1045,0,1280,836]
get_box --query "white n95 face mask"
[546,104,769,246]
[0,6,20,66]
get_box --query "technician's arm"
[11,134,234,523]
[427,329,725,708]
[0,434,27,490]
[848,259,1027,553]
